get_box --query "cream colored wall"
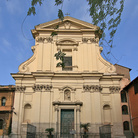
[12,75,124,136]
[19,32,116,74]
[12,17,125,137]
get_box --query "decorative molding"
[82,38,88,43]
[15,86,26,92]
[19,45,37,73]
[90,38,99,43]
[36,37,53,43]
[97,47,116,73]
[64,89,71,101]
[32,84,52,91]
[73,45,78,51]
[59,86,76,92]
[82,37,99,43]
[83,85,102,92]
[53,101,83,106]
[64,21,71,29]
[103,102,111,108]
[54,105,59,111]
[76,105,81,112]
[56,38,79,46]
[99,47,103,53]
[31,46,36,53]
[109,86,120,93]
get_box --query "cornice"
[35,16,98,30]
[32,16,99,38]
[11,72,123,80]
[53,101,83,106]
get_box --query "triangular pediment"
[35,16,99,31]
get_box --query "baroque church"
[11,16,125,137]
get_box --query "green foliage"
[27,0,125,56]
[27,0,43,16]
[54,50,66,68]
[58,9,64,21]
[87,0,124,54]
[51,32,58,37]
[55,0,63,6]
[80,123,90,135]
[45,128,54,135]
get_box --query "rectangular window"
[62,57,72,71]
[134,82,138,94]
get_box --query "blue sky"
[0,0,138,85]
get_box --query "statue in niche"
[64,89,71,101]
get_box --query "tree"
[80,123,90,137]
[27,0,125,66]
[45,128,54,138]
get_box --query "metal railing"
[9,123,112,138]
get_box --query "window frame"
[1,97,6,106]
[122,105,128,115]
[123,121,129,131]
[0,119,3,129]
[134,81,138,94]
[62,56,73,71]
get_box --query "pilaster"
[12,86,26,135]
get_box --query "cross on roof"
[65,13,70,16]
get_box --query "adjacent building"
[124,77,138,137]
[115,64,133,137]
[11,16,126,137]
[0,85,15,136]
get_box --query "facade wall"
[128,85,138,136]
[115,64,131,80]
[12,16,125,137]
[12,76,125,137]
[0,85,15,136]
[115,64,132,136]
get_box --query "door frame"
[58,106,77,135]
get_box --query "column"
[43,39,52,71]
[76,105,80,134]
[55,105,59,134]
[92,43,98,72]
[73,45,78,71]
[37,40,43,71]
[12,86,26,137]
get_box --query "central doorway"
[60,109,74,138]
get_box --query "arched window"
[121,91,127,102]
[122,105,128,115]
[64,89,71,101]
[103,105,111,124]
[1,97,6,106]
[0,119,3,129]
[23,104,31,123]
[123,121,129,130]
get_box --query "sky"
[0,0,138,85]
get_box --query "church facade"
[11,16,125,137]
